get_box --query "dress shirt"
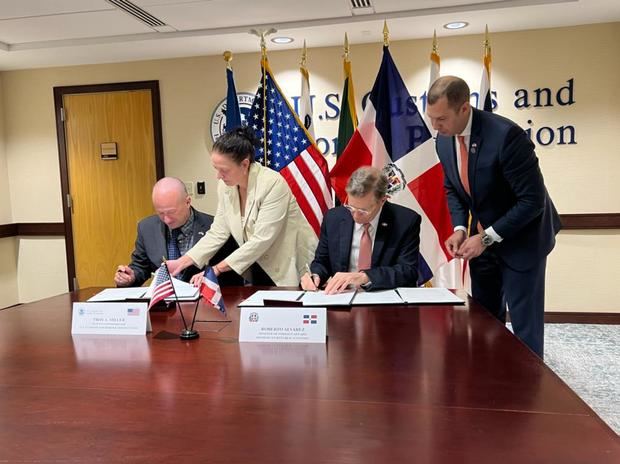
[452,109,503,244]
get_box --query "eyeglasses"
[343,204,372,216]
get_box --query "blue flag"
[225,67,242,132]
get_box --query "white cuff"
[454,226,468,233]
[485,226,503,243]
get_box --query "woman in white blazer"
[166,127,317,286]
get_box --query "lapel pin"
[381,222,388,227]
[470,142,478,154]
[198,231,205,236]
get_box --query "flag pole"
[162,260,185,325]
[261,32,268,166]
[162,258,198,340]
[300,39,307,68]
[383,20,390,47]
[483,24,491,79]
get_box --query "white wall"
[1,22,619,310]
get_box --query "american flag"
[127,307,141,316]
[148,264,175,310]
[199,267,225,313]
[248,58,332,235]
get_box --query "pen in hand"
[305,264,319,292]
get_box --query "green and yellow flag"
[336,33,358,158]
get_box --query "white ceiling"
[0,0,617,70]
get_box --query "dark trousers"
[218,239,275,287]
[469,248,547,357]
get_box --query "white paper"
[239,307,327,343]
[300,290,356,306]
[143,276,199,300]
[87,287,147,302]
[238,290,305,307]
[396,287,465,305]
[351,289,404,305]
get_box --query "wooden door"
[63,90,157,288]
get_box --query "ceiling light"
[271,36,294,44]
[443,21,469,30]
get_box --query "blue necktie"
[167,229,181,260]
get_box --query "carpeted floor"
[542,323,620,434]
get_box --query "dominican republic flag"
[330,46,453,285]
[200,267,225,313]
[248,58,332,236]
[225,65,242,132]
[148,264,175,310]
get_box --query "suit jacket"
[128,207,241,286]
[436,108,562,271]
[310,202,420,290]
[186,163,318,286]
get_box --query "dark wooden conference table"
[0,287,618,463]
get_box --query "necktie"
[357,223,372,271]
[457,135,471,196]
[167,228,181,260]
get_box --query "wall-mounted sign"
[100,142,118,160]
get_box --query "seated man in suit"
[114,177,241,287]
[301,166,421,294]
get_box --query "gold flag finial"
[432,30,438,54]
[383,20,389,47]
[344,33,350,61]
[223,50,233,69]
[483,24,491,57]
[300,40,307,67]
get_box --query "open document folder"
[396,287,465,305]
[238,288,464,307]
[88,277,199,302]
[238,290,357,307]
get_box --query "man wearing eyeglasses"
[301,166,421,294]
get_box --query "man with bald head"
[115,177,240,287]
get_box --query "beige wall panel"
[17,238,68,303]
[0,238,18,308]
[547,232,620,312]
[2,22,619,309]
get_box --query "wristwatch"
[481,233,494,247]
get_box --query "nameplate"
[71,302,151,335]
[239,307,327,344]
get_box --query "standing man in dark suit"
[426,76,561,357]
[114,177,240,287]
[301,166,420,294]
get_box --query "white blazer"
[185,163,317,286]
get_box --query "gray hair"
[428,75,470,110]
[345,166,388,201]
